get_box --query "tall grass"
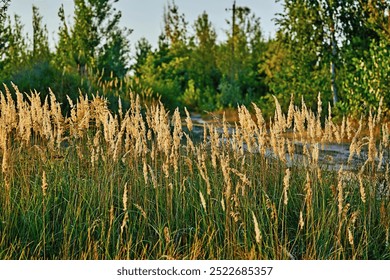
[0,85,389,259]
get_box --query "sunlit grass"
[0,84,389,259]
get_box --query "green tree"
[272,0,339,109]
[272,0,389,115]
[135,1,190,108]
[131,37,152,78]
[0,0,10,20]
[342,39,390,116]
[335,0,389,115]
[56,0,130,82]
[217,2,267,107]
[163,0,188,48]
[96,25,131,82]
[0,10,10,78]
[5,6,62,105]
[183,11,220,110]
[0,0,10,44]
[54,4,75,72]
[70,0,98,75]
[1,15,29,79]
[31,5,50,62]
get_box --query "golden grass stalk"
[311,143,319,166]
[122,183,128,211]
[316,92,322,127]
[148,164,158,188]
[305,171,312,211]
[358,170,366,204]
[348,117,363,164]
[171,108,182,173]
[377,147,384,170]
[278,137,286,163]
[199,191,207,213]
[382,123,389,148]
[121,183,129,235]
[299,211,304,230]
[134,203,147,220]
[164,227,171,243]
[337,166,344,216]
[221,197,225,212]
[252,103,265,129]
[238,105,257,153]
[120,212,129,236]
[221,153,232,200]
[184,107,193,132]
[367,110,377,164]
[196,154,211,195]
[41,171,48,197]
[1,135,9,175]
[283,168,291,206]
[294,103,305,140]
[210,125,220,169]
[347,227,354,246]
[273,95,286,133]
[287,95,294,129]
[251,211,262,244]
[143,160,148,184]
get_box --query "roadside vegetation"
[0,0,389,260]
[0,85,389,259]
[0,0,389,117]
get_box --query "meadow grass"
[0,85,389,259]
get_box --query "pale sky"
[7,0,283,50]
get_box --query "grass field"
[0,84,389,259]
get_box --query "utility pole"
[329,5,338,106]
[226,1,236,81]
[232,0,236,61]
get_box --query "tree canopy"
[0,0,388,117]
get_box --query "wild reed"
[0,84,389,260]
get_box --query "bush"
[343,40,390,116]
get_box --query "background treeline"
[0,0,389,117]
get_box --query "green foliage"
[54,4,76,71]
[189,12,220,96]
[342,39,390,116]
[0,0,10,19]
[218,4,267,103]
[131,37,152,78]
[96,28,130,81]
[31,5,50,62]
[163,0,188,48]
[0,0,389,117]
[266,39,331,110]
[0,15,29,80]
[271,0,337,108]
[268,0,390,116]
[135,51,185,109]
[0,0,10,58]
[218,78,242,108]
[3,61,88,112]
[55,0,130,82]
[131,3,269,112]
[179,79,200,109]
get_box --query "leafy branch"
[0,0,11,19]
